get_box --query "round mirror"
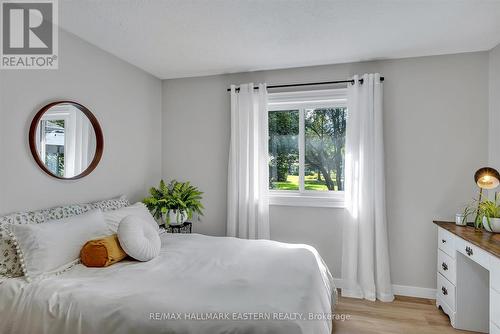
[29,101,103,179]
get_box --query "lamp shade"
[474,167,500,190]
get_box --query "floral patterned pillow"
[0,195,130,278]
[89,196,130,212]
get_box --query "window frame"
[267,88,347,208]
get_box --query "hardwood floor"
[332,295,478,334]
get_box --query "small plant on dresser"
[462,193,500,232]
[478,196,500,232]
[143,180,204,226]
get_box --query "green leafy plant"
[478,196,500,231]
[462,193,500,230]
[143,180,204,223]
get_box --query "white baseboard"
[333,278,437,300]
[391,284,436,299]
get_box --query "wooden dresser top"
[434,221,500,259]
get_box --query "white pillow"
[103,202,159,233]
[10,209,110,281]
[117,215,161,262]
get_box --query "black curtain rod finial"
[227,77,384,92]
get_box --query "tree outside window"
[304,108,346,191]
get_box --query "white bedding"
[0,233,335,334]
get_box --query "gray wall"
[0,30,162,214]
[0,26,491,292]
[162,52,489,288]
[490,43,500,168]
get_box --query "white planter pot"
[482,216,500,233]
[165,210,187,226]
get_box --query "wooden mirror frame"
[29,101,104,180]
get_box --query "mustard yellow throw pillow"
[80,234,127,267]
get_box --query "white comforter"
[0,233,335,334]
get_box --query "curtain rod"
[226,77,384,92]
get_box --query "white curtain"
[341,73,394,302]
[227,83,270,239]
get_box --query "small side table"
[163,222,192,234]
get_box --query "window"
[40,119,66,177]
[268,109,299,190]
[268,89,347,207]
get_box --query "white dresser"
[435,222,500,333]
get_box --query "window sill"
[268,191,345,208]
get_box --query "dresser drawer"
[438,249,456,285]
[438,227,456,258]
[455,237,490,270]
[437,273,455,311]
[492,255,500,293]
[492,288,500,328]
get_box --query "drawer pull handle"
[442,286,448,295]
[441,262,448,271]
[465,246,473,256]
[441,239,446,243]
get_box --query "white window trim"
[268,88,347,208]
[269,190,345,208]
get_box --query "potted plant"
[462,193,500,233]
[478,197,500,233]
[143,180,204,226]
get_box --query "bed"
[0,232,335,334]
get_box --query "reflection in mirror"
[31,102,101,179]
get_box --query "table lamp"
[473,167,500,224]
